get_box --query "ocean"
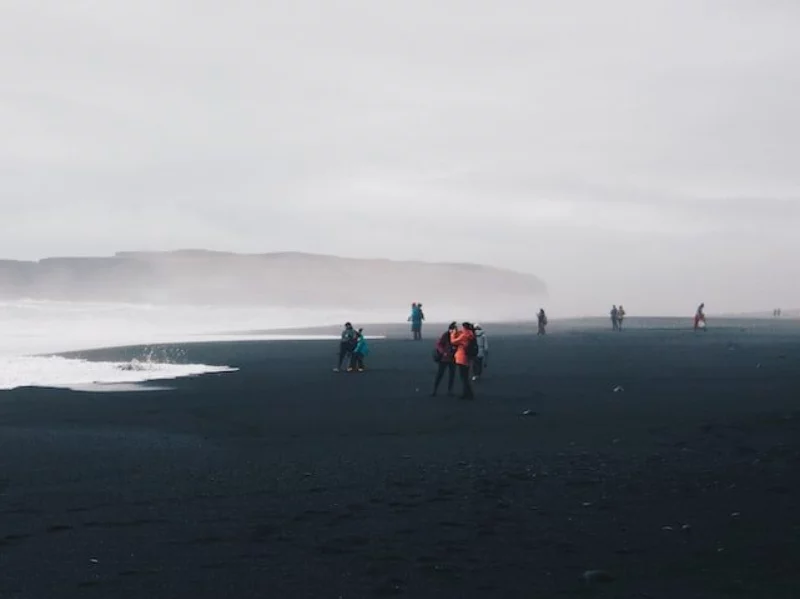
[0,300,395,391]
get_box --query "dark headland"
[1,318,799,598]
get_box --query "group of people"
[431,321,489,399]
[333,322,370,372]
[335,302,713,386]
[610,305,627,331]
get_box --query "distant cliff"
[0,250,546,311]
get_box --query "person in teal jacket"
[408,302,425,340]
[349,329,369,372]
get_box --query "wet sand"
[1,318,798,598]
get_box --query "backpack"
[432,335,448,362]
[466,335,479,359]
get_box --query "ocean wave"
[0,354,236,391]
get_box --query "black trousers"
[349,352,364,370]
[458,364,474,398]
[337,343,352,368]
[473,356,484,377]
[433,361,456,394]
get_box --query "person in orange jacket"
[449,322,476,399]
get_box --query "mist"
[2,0,799,316]
[0,251,546,324]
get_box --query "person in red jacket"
[449,322,476,399]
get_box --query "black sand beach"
[1,318,799,598]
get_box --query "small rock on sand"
[582,569,615,583]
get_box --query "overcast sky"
[2,0,798,314]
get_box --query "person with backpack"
[334,322,358,372]
[472,324,489,381]
[431,322,457,396]
[348,328,369,372]
[450,322,476,399]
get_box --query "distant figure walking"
[610,305,619,331]
[537,309,548,335]
[408,302,425,340]
[334,322,358,372]
[694,303,707,332]
[617,305,626,331]
[472,324,489,381]
[348,328,369,372]
[431,322,457,396]
[450,322,476,399]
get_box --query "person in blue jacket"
[408,302,425,340]
[349,329,369,372]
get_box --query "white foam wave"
[0,355,236,391]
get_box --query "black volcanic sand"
[1,319,799,598]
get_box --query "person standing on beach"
[348,329,369,372]
[537,309,548,335]
[450,322,476,399]
[617,305,626,331]
[472,324,489,381]
[408,303,425,340]
[610,305,619,331]
[694,303,707,331]
[334,322,358,372]
[431,322,457,396]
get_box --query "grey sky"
[2,0,799,314]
